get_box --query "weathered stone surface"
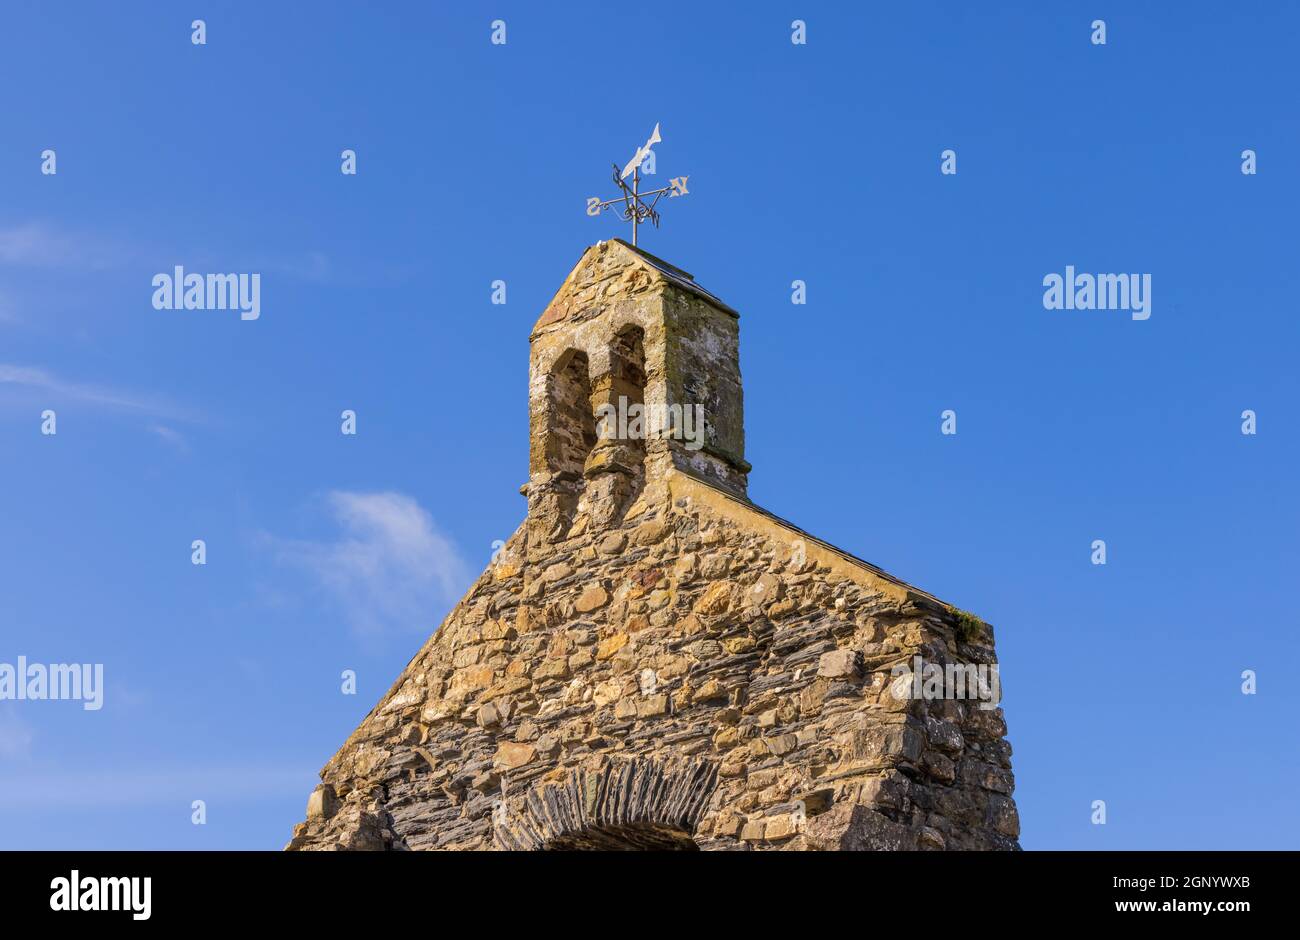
[476,703,503,729]
[818,648,862,680]
[306,785,338,820]
[494,741,536,770]
[764,814,800,841]
[595,633,628,660]
[575,584,609,613]
[693,581,734,616]
[692,679,727,703]
[636,693,669,718]
[285,240,1018,853]
[804,803,916,851]
[598,532,627,555]
[543,562,572,582]
[633,520,671,546]
[766,733,799,757]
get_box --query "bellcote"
[526,240,749,542]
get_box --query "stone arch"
[544,348,598,481]
[611,324,646,408]
[579,325,652,527]
[494,758,718,851]
[526,348,599,548]
[604,309,666,412]
[593,324,647,460]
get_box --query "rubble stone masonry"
[286,239,1019,851]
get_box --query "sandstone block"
[596,632,629,660]
[534,659,570,681]
[636,694,669,718]
[633,520,670,545]
[597,532,627,555]
[515,606,534,634]
[767,598,797,619]
[764,813,800,841]
[575,584,610,612]
[691,679,727,703]
[613,699,637,719]
[476,703,502,729]
[748,573,783,606]
[593,678,624,707]
[804,803,916,851]
[718,757,748,778]
[693,581,734,616]
[452,647,480,668]
[818,649,861,680]
[700,554,730,578]
[766,733,798,757]
[495,742,536,770]
[306,785,338,820]
[625,613,651,633]
[481,676,530,702]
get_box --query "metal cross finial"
[586,123,690,247]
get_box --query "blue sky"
[1,1,1296,849]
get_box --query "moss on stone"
[950,608,987,643]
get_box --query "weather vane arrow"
[586,122,690,247]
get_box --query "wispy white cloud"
[0,764,312,809]
[263,491,470,636]
[0,364,196,422]
[1,220,339,286]
[0,221,136,271]
[149,424,190,453]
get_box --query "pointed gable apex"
[533,239,736,335]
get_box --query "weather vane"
[586,123,690,247]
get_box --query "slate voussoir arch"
[494,757,719,851]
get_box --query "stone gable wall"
[286,471,1019,851]
[286,243,1018,852]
